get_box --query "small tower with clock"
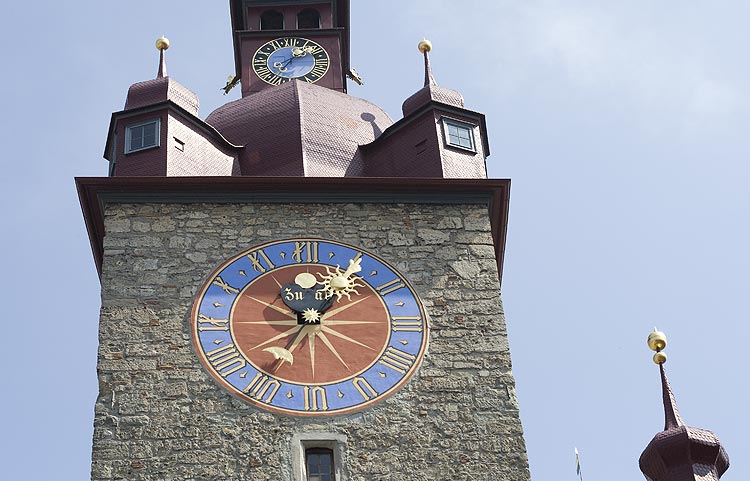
[230,0,350,95]
[78,1,531,480]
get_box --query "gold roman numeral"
[206,343,246,378]
[376,278,406,296]
[246,248,276,273]
[303,386,329,411]
[391,316,422,332]
[352,377,378,401]
[378,347,416,374]
[310,64,327,77]
[242,373,280,404]
[292,241,319,263]
[212,276,239,294]
[198,315,229,331]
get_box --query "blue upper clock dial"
[253,37,330,86]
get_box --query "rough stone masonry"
[92,201,531,481]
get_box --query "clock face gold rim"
[190,239,429,417]
[252,37,331,86]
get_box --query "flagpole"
[575,447,584,481]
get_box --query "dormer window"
[261,10,284,30]
[125,119,160,154]
[441,118,476,152]
[297,8,321,29]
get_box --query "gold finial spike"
[653,352,668,364]
[156,36,170,51]
[155,36,170,79]
[418,38,437,87]
[647,328,667,352]
[418,38,433,53]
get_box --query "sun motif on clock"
[190,239,429,416]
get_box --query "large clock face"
[191,239,429,416]
[252,37,330,86]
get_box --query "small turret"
[639,330,729,481]
[362,39,490,178]
[104,38,239,177]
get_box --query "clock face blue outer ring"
[190,238,430,417]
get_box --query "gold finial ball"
[418,39,432,53]
[156,36,170,51]
[653,352,668,365]
[647,329,667,352]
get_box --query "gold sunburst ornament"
[318,257,365,301]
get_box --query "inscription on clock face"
[191,239,429,416]
[252,37,330,86]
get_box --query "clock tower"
[79,2,531,480]
[230,0,350,95]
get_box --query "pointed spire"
[659,363,684,430]
[403,39,464,116]
[640,329,730,481]
[418,39,437,87]
[648,329,684,430]
[156,36,170,78]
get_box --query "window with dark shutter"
[305,448,335,481]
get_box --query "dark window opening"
[297,8,321,29]
[305,448,335,481]
[261,10,284,30]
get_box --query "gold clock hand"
[308,330,317,378]
[271,324,309,372]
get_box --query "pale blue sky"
[1,1,747,480]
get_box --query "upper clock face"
[252,37,330,86]
[191,239,429,416]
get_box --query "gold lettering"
[378,346,416,375]
[242,372,280,403]
[376,278,405,296]
[292,241,319,263]
[311,65,328,77]
[206,343,246,378]
[198,315,229,331]
[212,276,239,294]
[303,386,329,411]
[391,316,422,332]
[246,248,276,273]
[352,377,378,401]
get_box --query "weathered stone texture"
[93,202,530,481]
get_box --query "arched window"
[260,10,284,30]
[297,8,321,29]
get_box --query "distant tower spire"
[419,39,437,87]
[639,329,729,481]
[156,36,170,78]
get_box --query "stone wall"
[93,201,530,481]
